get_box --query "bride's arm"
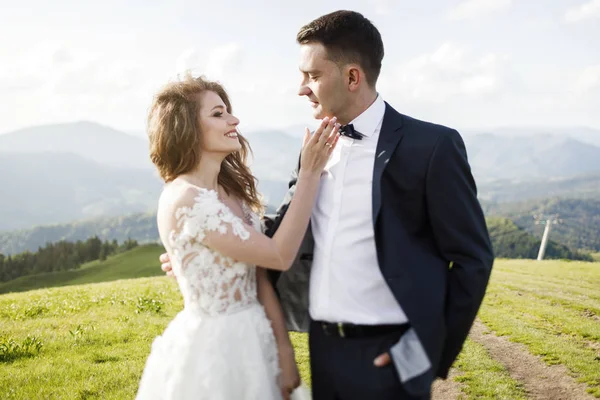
[160,118,339,273]
[257,267,300,397]
[159,172,319,272]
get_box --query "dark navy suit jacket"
[264,103,494,395]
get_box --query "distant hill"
[484,198,600,252]
[0,212,159,255]
[477,173,600,203]
[486,217,591,261]
[0,152,162,231]
[0,205,279,256]
[463,134,600,183]
[0,244,165,295]
[0,121,152,170]
[1,120,599,234]
[2,122,599,185]
[0,150,287,232]
[247,129,600,184]
[0,121,293,232]
[465,126,600,147]
[248,128,600,183]
[244,129,301,182]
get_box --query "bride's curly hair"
[147,73,262,214]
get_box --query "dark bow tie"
[339,124,364,140]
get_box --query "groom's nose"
[298,85,311,97]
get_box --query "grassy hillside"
[0,245,165,295]
[1,259,598,398]
[2,228,593,297]
[476,259,600,397]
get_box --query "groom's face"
[298,43,348,121]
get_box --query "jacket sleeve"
[263,155,300,284]
[425,130,495,378]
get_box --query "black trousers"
[309,320,431,400]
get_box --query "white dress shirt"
[308,95,408,325]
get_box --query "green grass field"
[478,259,600,397]
[453,339,527,399]
[0,248,598,399]
[0,245,165,295]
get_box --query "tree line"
[484,198,600,252]
[0,212,157,255]
[0,237,138,283]
[487,217,592,261]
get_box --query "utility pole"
[533,214,561,261]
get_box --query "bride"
[135,74,340,400]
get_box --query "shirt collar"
[347,94,385,138]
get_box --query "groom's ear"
[347,65,362,91]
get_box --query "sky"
[0,0,598,136]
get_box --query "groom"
[263,10,493,400]
[162,10,494,400]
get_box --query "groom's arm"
[263,158,300,237]
[425,129,494,378]
[262,156,300,286]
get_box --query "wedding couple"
[135,10,494,400]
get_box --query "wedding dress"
[135,187,282,400]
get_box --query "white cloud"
[378,54,600,132]
[0,39,302,135]
[175,48,201,77]
[371,0,389,15]
[388,43,504,103]
[1,1,599,135]
[565,0,600,22]
[572,65,600,94]
[0,42,170,134]
[175,44,244,81]
[448,0,512,20]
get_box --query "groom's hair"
[297,10,384,87]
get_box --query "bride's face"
[197,90,241,155]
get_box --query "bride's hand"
[299,117,340,178]
[278,346,301,400]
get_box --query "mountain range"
[0,121,153,170]
[0,152,161,231]
[463,133,600,182]
[1,121,599,234]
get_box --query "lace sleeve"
[164,186,286,272]
[170,188,250,249]
[163,188,262,316]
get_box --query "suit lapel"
[372,103,405,223]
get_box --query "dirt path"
[431,368,463,400]
[470,320,595,400]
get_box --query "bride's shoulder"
[160,181,219,214]
[157,181,228,244]
[156,180,249,243]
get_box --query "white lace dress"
[135,188,281,400]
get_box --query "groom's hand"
[374,352,392,367]
[159,252,175,278]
